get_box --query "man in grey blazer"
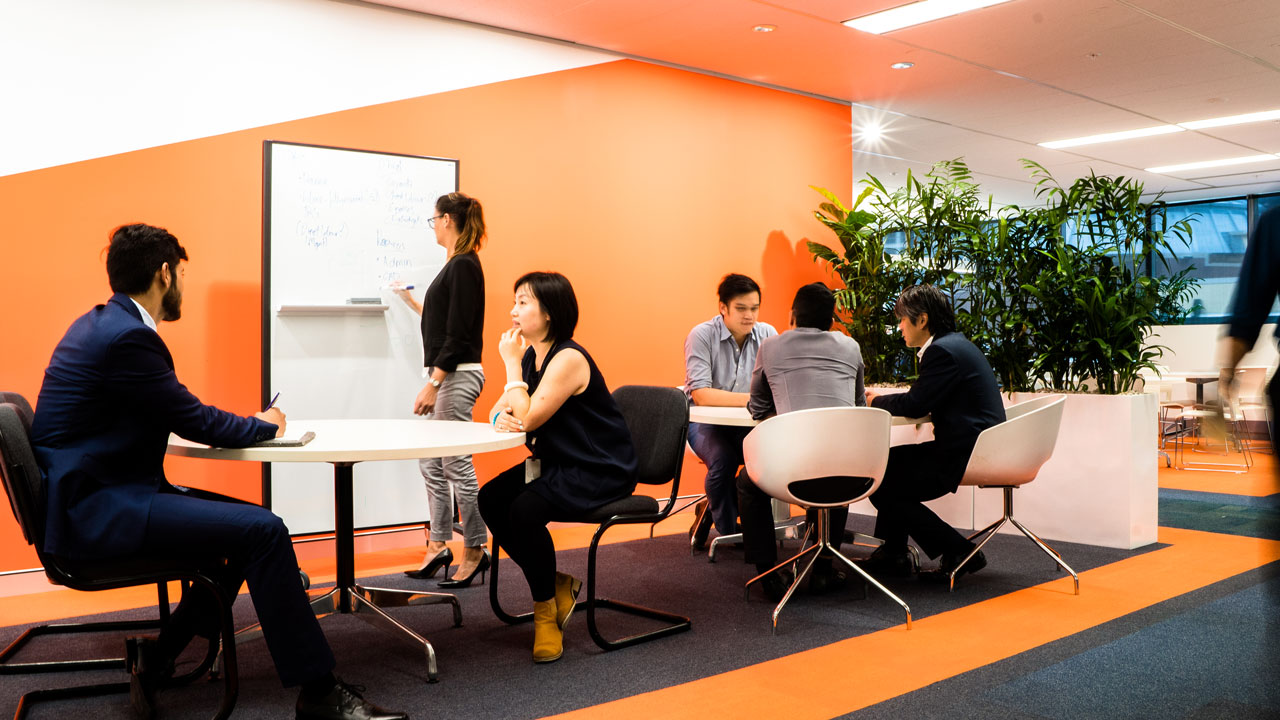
[737,283,865,600]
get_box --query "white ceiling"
[361,0,1280,205]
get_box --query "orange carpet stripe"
[1156,444,1279,496]
[546,526,1280,720]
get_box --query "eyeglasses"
[427,214,445,229]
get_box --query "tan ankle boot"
[553,572,583,630]
[532,600,563,663]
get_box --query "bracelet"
[504,381,529,392]
[491,412,501,427]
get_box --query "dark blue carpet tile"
[1159,488,1280,509]
[847,563,1280,720]
[978,576,1280,720]
[1159,494,1280,540]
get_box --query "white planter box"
[854,388,1158,551]
[980,391,1158,550]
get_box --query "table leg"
[332,462,356,613]
[328,461,461,682]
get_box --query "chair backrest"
[611,385,689,487]
[0,402,43,549]
[1235,367,1269,402]
[743,406,892,508]
[0,392,34,433]
[961,395,1066,487]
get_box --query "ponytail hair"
[436,192,486,255]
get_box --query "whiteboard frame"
[261,140,460,522]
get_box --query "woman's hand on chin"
[498,327,527,365]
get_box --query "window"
[1161,199,1248,321]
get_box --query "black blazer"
[31,294,277,559]
[871,331,1005,469]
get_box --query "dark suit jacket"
[31,294,277,559]
[871,331,1005,481]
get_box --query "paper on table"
[254,430,316,448]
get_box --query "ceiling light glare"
[752,24,776,32]
[860,123,885,142]
[1146,154,1280,174]
[1179,109,1280,130]
[890,61,915,69]
[843,0,1015,34]
[1039,124,1183,149]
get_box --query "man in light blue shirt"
[684,274,777,549]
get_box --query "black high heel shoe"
[404,547,453,580]
[438,549,491,588]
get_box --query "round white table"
[167,418,525,682]
[688,405,930,427]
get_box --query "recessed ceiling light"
[1146,154,1280,175]
[860,123,885,142]
[1039,124,1183,149]
[844,0,1015,34]
[890,62,915,69]
[752,24,776,33]
[1180,109,1280,130]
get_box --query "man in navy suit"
[31,224,405,720]
[865,285,1006,581]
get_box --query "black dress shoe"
[922,549,987,584]
[296,678,408,720]
[858,546,915,577]
[807,565,848,595]
[758,568,795,602]
[438,549,491,588]
[689,499,712,551]
[125,636,173,720]
[404,547,452,580]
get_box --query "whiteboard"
[264,141,459,534]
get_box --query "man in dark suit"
[31,224,404,720]
[865,285,1006,581]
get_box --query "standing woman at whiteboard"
[394,192,490,587]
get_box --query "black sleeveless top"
[522,340,637,514]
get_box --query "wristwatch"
[430,377,442,389]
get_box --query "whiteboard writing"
[265,141,460,533]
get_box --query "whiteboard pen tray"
[277,304,389,315]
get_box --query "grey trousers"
[419,368,487,546]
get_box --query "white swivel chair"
[742,406,910,632]
[950,394,1079,594]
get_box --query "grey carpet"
[0,512,1146,719]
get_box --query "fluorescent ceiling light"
[1038,124,1183,149]
[1146,154,1280,175]
[844,0,1015,34]
[1179,109,1280,130]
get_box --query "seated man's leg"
[870,442,968,561]
[687,422,749,535]
[736,468,778,573]
[144,492,335,688]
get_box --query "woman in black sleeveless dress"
[477,272,637,663]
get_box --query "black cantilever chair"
[489,385,693,650]
[0,399,238,719]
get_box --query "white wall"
[0,0,614,177]
[1150,323,1277,402]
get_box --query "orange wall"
[0,59,850,571]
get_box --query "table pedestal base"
[217,584,461,683]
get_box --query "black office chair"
[0,391,179,679]
[489,385,693,650]
[0,400,239,719]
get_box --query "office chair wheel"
[299,569,310,590]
